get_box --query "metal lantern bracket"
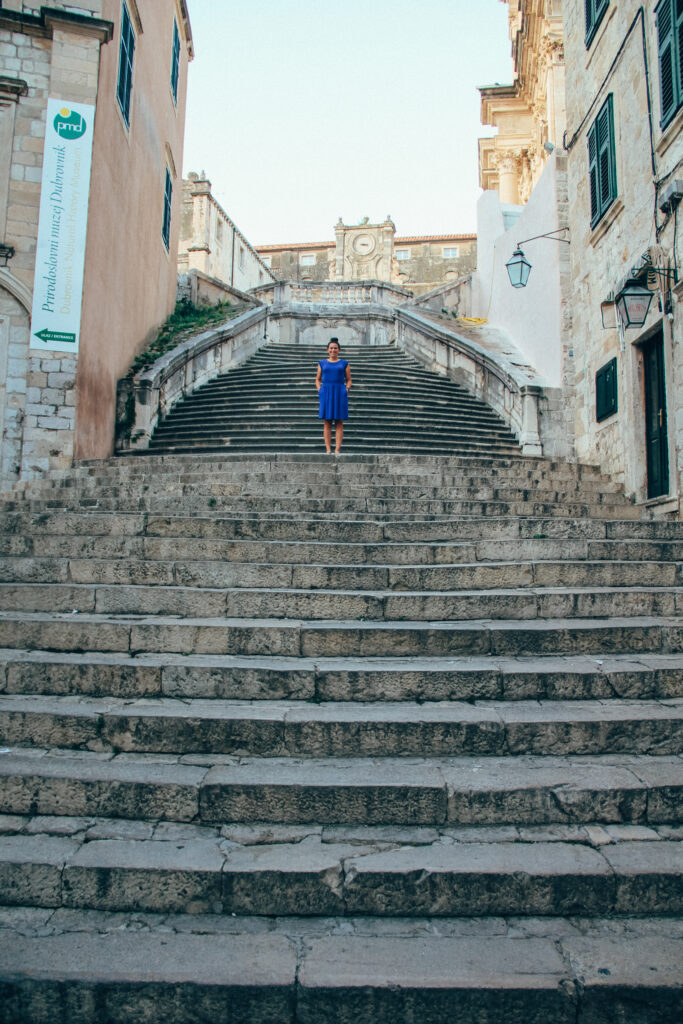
[505,227,570,289]
[0,244,14,268]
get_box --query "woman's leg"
[335,422,344,452]
[323,420,332,453]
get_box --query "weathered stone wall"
[0,2,193,487]
[178,174,275,293]
[563,0,682,513]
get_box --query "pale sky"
[182,0,514,246]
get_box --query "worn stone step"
[1,908,681,1024]
[1,749,680,826]
[4,495,641,519]
[8,510,676,543]
[2,694,682,757]
[1,556,678,592]
[0,611,681,658]
[3,535,682,567]
[2,649,681,702]
[0,827,681,917]
[1,580,679,621]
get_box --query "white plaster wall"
[472,153,565,386]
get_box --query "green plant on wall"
[127,299,248,376]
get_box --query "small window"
[585,0,609,48]
[300,254,316,265]
[596,357,617,421]
[396,250,410,260]
[443,247,459,258]
[162,167,172,250]
[170,19,181,103]
[587,94,617,228]
[239,246,245,270]
[656,0,683,129]
[117,3,136,127]
[216,219,223,245]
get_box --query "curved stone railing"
[115,305,267,452]
[396,308,544,456]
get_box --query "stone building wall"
[256,219,477,297]
[178,173,276,293]
[0,1,193,484]
[563,0,683,512]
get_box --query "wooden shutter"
[588,121,599,225]
[597,97,615,213]
[596,358,617,422]
[658,0,677,126]
[585,0,593,37]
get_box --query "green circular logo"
[54,107,86,141]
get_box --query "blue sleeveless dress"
[318,358,349,420]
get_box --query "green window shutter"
[596,357,618,422]
[657,0,678,127]
[585,0,609,47]
[589,95,616,228]
[597,96,616,211]
[588,121,599,225]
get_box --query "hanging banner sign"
[30,98,95,354]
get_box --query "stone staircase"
[147,343,523,456]
[0,451,682,1022]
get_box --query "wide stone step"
[0,556,677,591]
[1,749,680,825]
[2,649,681,702]
[0,909,681,1024]
[1,581,680,621]
[6,495,641,519]
[0,823,681,917]
[0,611,681,657]
[2,694,682,757]
[3,511,681,543]
[4,534,682,566]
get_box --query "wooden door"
[643,330,669,499]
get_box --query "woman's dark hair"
[327,338,340,350]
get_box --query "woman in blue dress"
[316,338,351,454]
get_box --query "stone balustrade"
[115,306,267,452]
[251,279,413,307]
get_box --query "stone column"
[494,150,521,205]
[334,219,344,280]
[519,385,543,456]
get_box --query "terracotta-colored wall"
[75,0,191,460]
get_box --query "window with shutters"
[596,357,618,421]
[116,3,135,127]
[170,19,181,104]
[656,0,683,129]
[587,95,617,229]
[585,0,609,48]
[162,168,173,250]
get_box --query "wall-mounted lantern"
[0,244,14,268]
[614,278,654,329]
[505,228,570,288]
[505,248,531,288]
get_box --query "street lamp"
[505,248,532,288]
[614,278,654,328]
[505,228,570,288]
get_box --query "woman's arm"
[316,363,322,392]
[345,363,351,391]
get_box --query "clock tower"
[333,215,396,281]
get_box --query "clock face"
[352,233,376,255]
